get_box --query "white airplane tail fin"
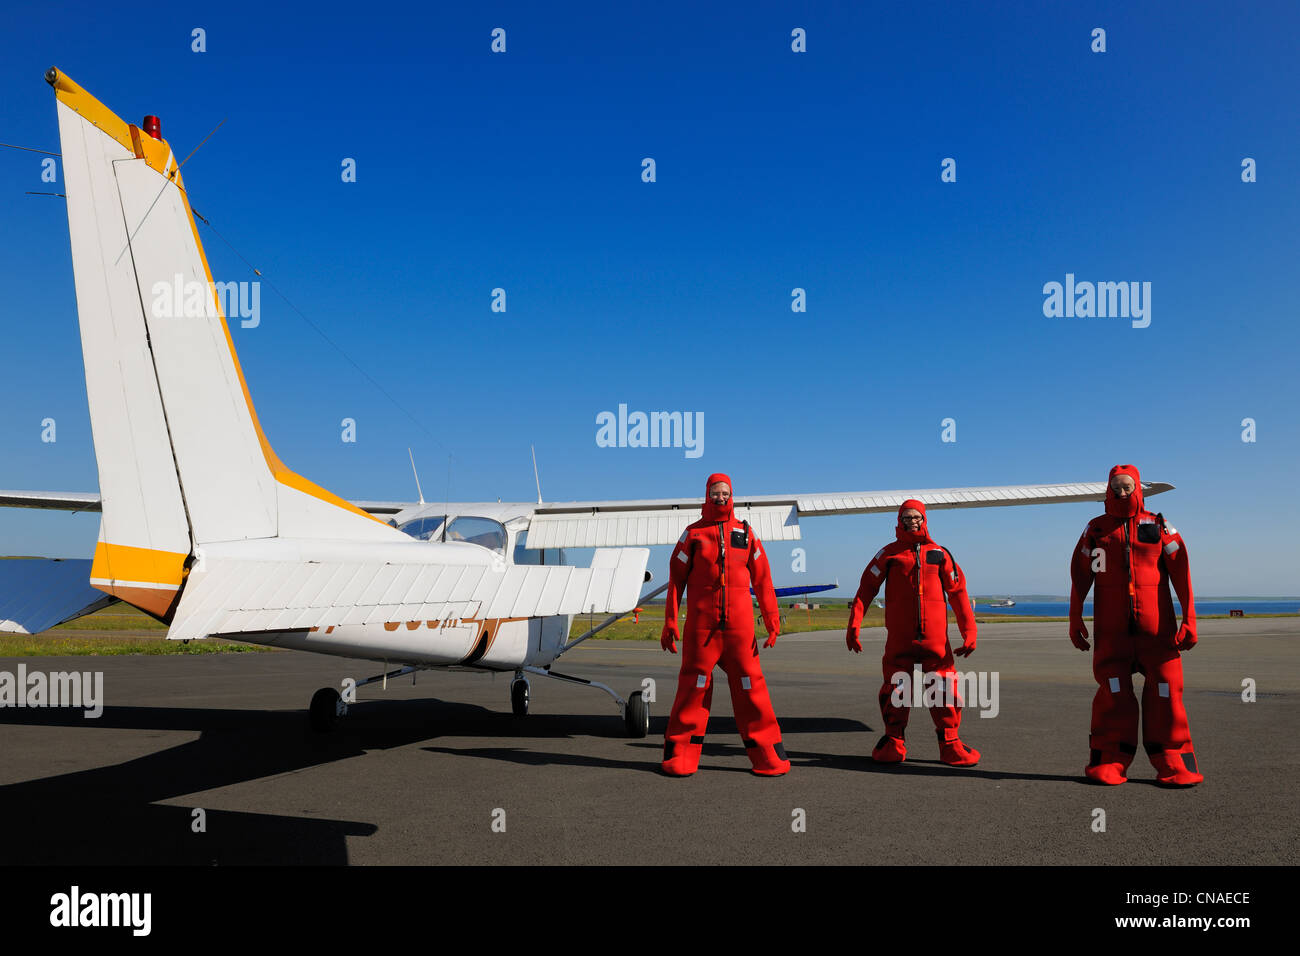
[49,68,401,619]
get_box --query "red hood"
[1105,464,1144,518]
[895,498,934,544]
[701,472,734,523]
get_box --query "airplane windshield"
[397,516,445,541]
[444,516,507,556]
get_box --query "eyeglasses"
[900,515,923,524]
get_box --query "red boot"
[938,737,980,767]
[1150,748,1203,787]
[1084,749,1129,785]
[747,740,791,776]
[661,739,702,777]
[872,734,907,763]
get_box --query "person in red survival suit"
[1069,464,1201,787]
[845,499,981,766]
[660,473,790,777]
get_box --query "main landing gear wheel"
[511,677,530,717]
[624,690,649,738]
[310,687,346,732]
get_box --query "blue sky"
[1,1,1297,595]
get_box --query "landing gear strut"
[517,665,650,738]
[308,663,427,733]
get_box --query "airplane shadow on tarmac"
[423,716,879,775]
[0,696,651,865]
[0,701,1091,863]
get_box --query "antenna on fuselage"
[531,444,543,505]
[408,448,425,506]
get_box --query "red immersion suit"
[1069,464,1201,786]
[846,500,980,766]
[660,473,789,776]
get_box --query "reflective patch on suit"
[1164,540,1180,554]
[869,564,881,577]
[676,550,689,564]
[873,548,885,561]
[741,676,752,690]
[754,545,762,558]
[689,735,705,745]
[678,530,688,543]
[1182,751,1198,773]
[1165,525,1177,535]
[1158,682,1170,698]
[774,742,787,760]
[1108,677,1121,693]
[696,674,708,688]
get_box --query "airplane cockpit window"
[397,516,445,541]
[512,532,566,566]
[514,532,542,566]
[445,516,507,556]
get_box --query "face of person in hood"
[708,481,731,506]
[1104,464,1143,517]
[895,499,931,543]
[702,473,735,522]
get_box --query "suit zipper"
[913,543,923,641]
[1123,520,1136,625]
[717,521,727,627]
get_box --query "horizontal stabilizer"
[166,548,649,643]
[0,559,114,634]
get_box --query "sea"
[971,601,1298,616]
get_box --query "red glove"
[763,627,779,649]
[846,629,862,654]
[660,621,678,654]
[1174,622,1197,651]
[954,632,976,658]
[1069,619,1090,651]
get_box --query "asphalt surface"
[0,618,1295,865]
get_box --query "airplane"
[1,69,1174,738]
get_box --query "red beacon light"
[142,115,162,140]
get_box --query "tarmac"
[0,618,1295,866]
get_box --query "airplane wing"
[0,491,104,512]
[0,558,115,633]
[2,480,1175,553]
[514,480,1175,549]
[0,490,413,517]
